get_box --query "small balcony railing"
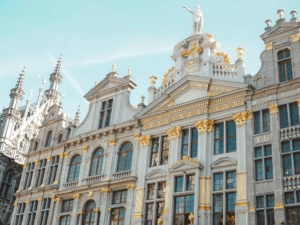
[283,175,300,190]
[63,181,78,190]
[280,125,300,140]
[112,170,132,180]
[82,174,105,185]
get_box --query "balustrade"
[280,125,300,140]
[283,175,300,190]
[213,64,237,78]
[82,174,104,185]
[112,170,132,180]
[63,181,78,190]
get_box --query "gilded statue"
[183,5,204,34]
[188,212,195,224]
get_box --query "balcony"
[63,181,78,190]
[82,174,105,185]
[283,175,300,190]
[213,64,238,78]
[280,125,300,140]
[112,170,132,180]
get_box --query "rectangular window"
[290,103,300,126]
[285,192,295,204]
[147,184,156,200]
[287,207,300,224]
[113,190,127,204]
[254,111,261,134]
[255,145,273,181]
[262,110,271,133]
[227,121,236,153]
[181,130,189,157]
[157,182,166,199]
[61,199,74,213]
[257,210,265,225]
[27,200,38,225]
[99,99,113,129]
[181,128,198,158]
[214,123,224,154]
[174,195,194,225]
[297,191,300,202]
[256,196,264,208]
[226,171,236,189]
[186,175,195,191]
[110,208,126,225]
[226,193,236,222]
[24,163,35,190]
[256,195,275,225]
[15,203,26,225]
[280,102,300,128]
[150,138,159,167]
[175,177,184,192]
[213,194,223,225]
[254,109,271,134]
[161,136,169,165]
[59,216,71,225]
[191,128,198,158]
[282,140,300,177]
[280,105,289,128]
[214,173,223,191]
[48,155,59,185]
[266,195,274,207]
[145,203,154,225]
[149,136,169,167]
[278,49,293,82]
[40,198,51,225]
[35,159,47,187]
[156,202,165,221]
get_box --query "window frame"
[180,127,198,158]
[67,155,82,182]
[279,102,300,129]
[15,203,26,225]
[277,49,293,83]
[110,207,126,225]
[149,135,169,167]
[214,121,236,155]
[26,200,38,225]
[40,198,51,225]
[45,130,53,148]
[48,155,59,185]
[98,99,114,129]
[255,194,275,225]
[116,142,133,172]
[253,109,271,134]
[35,159,47,188]
[112,190,128,205]
[24,162,35,190]
[254,145,273,181]
[281,139,300,177]
[89,147,105,176]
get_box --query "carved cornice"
[134,132,141,140]
[232,110,252,127]
[139,135,151,147]
[101,188,111,193]
[268,103,278,114]
[82,146,89,153]
[167,126,182,140]
[127,184,136,189]
[195,119,214,134]
[109,138,117,146]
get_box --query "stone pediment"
[84,77,137,101]
[211,157,237,170]
[261,23,299,39]
[169,157,203,172]
[146,169,167,181]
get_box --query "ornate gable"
[261,23,300,40]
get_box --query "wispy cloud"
[45,52,85,96]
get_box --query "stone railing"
[283,175,300,190]
[112,170,132,180]
[280,125,300,140]
[82,174,105,185]
[155,79,175,98]
[2,108,21,118]
[213,64,237,78]
[63,181,78,190]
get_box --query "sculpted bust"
[183,5,204,34]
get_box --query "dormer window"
[45,131,52,147]
[99,99,113,129]
[57,133,63,144]
[278,49,293,82]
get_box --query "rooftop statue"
[183,5,204,34]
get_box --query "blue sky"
[0,0,299,120]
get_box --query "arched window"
[90,148,105,176]
[82,201,96,225]
[33,141,38,151]
[0,169,14,199]
[67,155,81,182]
[45,131,52,147]
[66,128,71,139]
[57,133,63,144]
[117,142,133,172]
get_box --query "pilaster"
[71,195,81,223]
[167,126,181,166]
[52,197,61,225]
[33,198,43,225]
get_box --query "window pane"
[283,155,293,176]
[226,192,236,220]
[267,195,274,207]
[287,61,293,81]
[175,196,184,214]
[214,173,223,191]
[254,111,261,134]
[145,203,153,225]
[157,182,166,198]
[287,207,300,224]
[279,105,289,128]
[257,210,265,225]
[297,192,300,202]
[150,138,159,167]
[191,128,198,158]
[285,192,295,204]
[265,158,273,179]
[255,160,263,181]
[213,194,223,225]
[264,145,272,156]
[295,153,300,175]
[279,63,286,82]
[227,121,236,152]
[214,123,224,155]
[293,140,300,151]
[156,202,165,221]
[282,142,291,153]
[147,184,155,200]
[175,177,184,192]
[186,175,195,191]
[267,209,275,225]
[256,196,264,208]
[161,136,169,165]
[185,195,194,213]
[181,130,189,157]
[263,109,270,132]
[226,171,236,189]
[290,103,300,126]
[255,147,262,158]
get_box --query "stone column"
[93,208,100,225]
[108,138,117,178]
[233,111,252,224]
[195,119,214,225]
[53,197,62,225]
[125,185,135,225]
[132,135,151,225]
[34,198,44,225]
[59,151,70,188]
[100,190,111,225]
[71,194,81,224]
[78,145,89,185]
[42,156,52,186]
[269,103,285,222]
[48,196,56,225]
[28,160,39,190]
[77,212,84,225]
[23,200,31,225]
[10,202,19,225]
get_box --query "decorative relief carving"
[59,153,64,158]
[37,198,43,202]
[185,59,200,75]
[109,138,117,146]
[167,126,182,140]
[101,188,111,193]
[235,201,248,207]
[139,135,151,147]
[88,191,93,199]
[77,211,84,215]
[195,119,214,134]
[63,152,69,158]
[232,110,252,127]
[249,206,255,212]
[274,203,284,209]
[291,33,300,42]
[157,216,164,225]
[206,33,214,39]
[34,160,39,165]
[268,103,278,114]
[215,52,230,64]
[134,133,141,140]
[265,42,273,50]
[82,146,89,153]
[297,99,300,107]
[172,155,200,167]
[73,193,81,199]
[181,43,203,58]
[162,66,175,84]
[13,202,18,207]
[127,184,136,189]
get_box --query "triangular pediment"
[84,76,137,101]
[169,159,203,172]
[211,157,237,170]
[146,169,167,181]
[261,23,300,39]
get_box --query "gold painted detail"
[101,188,111,193]
[16,188,21,193]
[46,156,51,162]
[63,152,69,158]
[25,201,30,205]
[34,160,39,165]
[53,180,59,184]
[172,155,200,167]
[249,206,255,212]
[37,198,43,202]
[139,135,151,147]
[268,103,278,114]
[232,110,252,127]
[198,206,211,210]
[93,208,101,212]
[40,183,45,187]
[133,214,143,219]
[181,43,203,58]
[134,133,141,140]
[59,153,64,158]
[297,98,300,107]
[291,33,300,42]
[73,193,81,199]
[216,52,231,64]
[157,216,164,225]
[206,33,214,39]
[88,191,93,199]
[28,186,33,190]
[127,184,136,189]
[265,42,273,50]
[274,203,284,209]
[236,202,249,207]
[109,138,117,146]
[162,66,175,84]
[50,195,55,199]
[195,119,214,134]
[23,163,27,169]
[185,59,200,75]
[188,212,195,224]
[77,211,84,215]
[167,126,182,140]
[13,202,18,207]
[162,209,169,214]
[82,146,89,153]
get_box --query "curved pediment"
[146,169,167,181]
[211,157,237,169]
[169,157,203,172]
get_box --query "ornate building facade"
[3,7,300,225]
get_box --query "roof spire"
[54,54,62,74]
[74,105,81,125]
[15,67,26,90]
